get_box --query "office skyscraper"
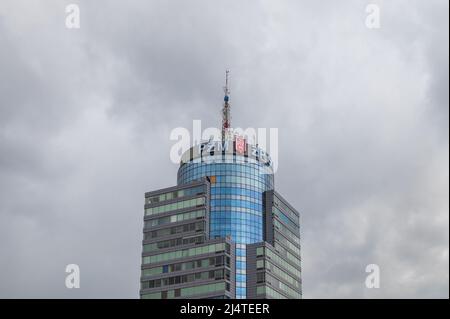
[140,73,302,299]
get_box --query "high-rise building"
[140,73,302,299]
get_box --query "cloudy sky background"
[0,0,448,298]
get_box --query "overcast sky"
[0,0,448,298]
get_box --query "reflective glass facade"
[178,153,274,298]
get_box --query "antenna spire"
[222,69,231,143]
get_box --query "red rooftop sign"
[235,136,246,154]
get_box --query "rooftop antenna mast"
[222,69,231,144]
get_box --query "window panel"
[145,197,205,216]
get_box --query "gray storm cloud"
[0,0,448,298]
